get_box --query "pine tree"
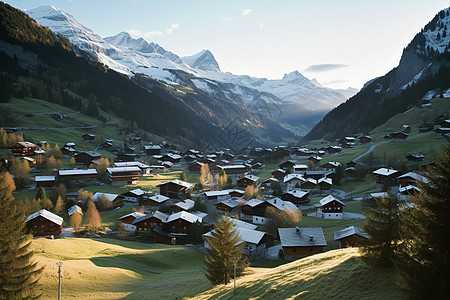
[53,195,64,213]
[397,145,450,298]
[0,172,42,298]
[204,217,249,285]
[360,194,399,268]
[34,186,47,203]
[85,199,101,232]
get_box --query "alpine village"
[1,2,450,299]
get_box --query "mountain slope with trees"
[304,7,450,142]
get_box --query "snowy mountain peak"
[182,49,220,72]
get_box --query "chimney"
[309,235,314,242]
[296,227,300,233]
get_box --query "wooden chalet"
[133,211,168,232]
[145,194,169,207]
[120,189,146,203]
[314,195,345,219]
[58,169,97,183]
[203,190,231,203]
[338,137,355,144]
[359,135,373,144]
[293,164,308,173]
[163,211,203,235]
[397,172,427,188]
[391,131,408,140]
[144,145,162,156]
[158,180,193,199]
[320,161,341,172]
[405,153,425,162]
[240,199,268,222]
[308,155,322,165]
[92,192,124,208]
[237,174,260,189]
[293,148,314,157]
[171,199,195,213]
[259,178,279,191]
[161,153,182,165]
[118,212,146,225]
[11,141,39,157]
[327,145,342,154]
[82,133,96,142]
[215,197,244,214]
[61,147,77,157]
[271,169,286,180]
[34,175,56,188]
[68,205,83,217]
[300,178,318,192]
[318,177,332,191]
[373,168,399,186]
[333,226,370,248]
[114,161,152,176]
[279,160,296,171]
[283,173,305,191]
[107,167,141,186]
[25,209,63,237]
[304,170,331,181]
[188,161,205,173]
[74,151,102,165]
[278,227,327,259]
[281,190,309,206]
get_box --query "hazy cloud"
[240,8,253,16]
[305,64,348,72]
[165,23,180,34]
[322,79,350,85]
[259,22,264,28]
[221,17,234,21]
[129,24,179,39]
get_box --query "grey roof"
[68,205,82,216]
[174,199,195,210]
[318,195,345,207]
[373,168,398,176]
[92,192,119,202]
[114,161,151,169]
[333,226,370,241]
[165,211,202,224]
[59,169,97,176]
[205,190,230,197]
[225,217,258,230]
[284,190,309,199]
[25,209,63,225]
[397,172,428,183]
[283,173,305,183]
[132,211,169,224]
[204,226,266,245]
[34,175,56,182]
[118,212,146,220]
[278,227,327,247]
[148,194,169,203]
[107,166,141,174]
[243,198,264,207]
[159,180,193,189]
[216,197,244,209]
[241,174,260,182]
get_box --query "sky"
[5,0,450,89]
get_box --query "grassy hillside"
[31,238,211,299]
[192,247,406,300]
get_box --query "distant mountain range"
[304,6,450,142]
[26,5,358,136]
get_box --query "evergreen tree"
[53,195,64,213]
[0,172,42,299]
[360,194,399,268]
[397,145,450,298]
[9,158,30,188]
[34,186,47,203]
[204,217,249,285]
[180,172,187,181]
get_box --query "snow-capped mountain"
[26,5,357,132]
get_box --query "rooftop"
[278,227,327,247]
[25,209,63,225]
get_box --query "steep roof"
[148,194,169,203]
[333,226,370,241]
[373,168,398,176]
[397,172,428,183]
[67,205,82,216]
[132,211,169,224]
[318,195,345,207]
[165,211,202,224]
[92,192,119,202]
[25,209,63,225]
[278,227,327,247]
[118,212,146,220]
[159,180,193,189]
[283,173,305,183]
[243,198,264,207]
[173,199,195,211]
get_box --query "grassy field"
[192,247,406,299]
[32,238,212,299]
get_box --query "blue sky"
[5,0,450,89]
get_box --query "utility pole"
[233,260,237,296]
[56,261,63,300]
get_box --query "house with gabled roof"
[333,226,370,248]
[92,192,124,208]
[279,160,296,171]
[118,212,146,231]
[114,161,152,176]
[281,190,309,206]
[283,173,305,191]
[397,172,427,188]
[82,133,96,142]
[359,135,373,144]
[120,188,147,203]
[158,180,193,199]
[314,195,345,219]
[68,205,83,217]
[293,164,308,174]
[237,174,260,189]
[318,177,332,192]
[171,199,195,213]
[107,167,141,186]
[271,169,286,180]
[58,169,97,184]
[35,175,56,188]
[74,151,102,165]
[301,178,318,193]
[11,141,39,157]
[320,161,341,173]
[133,211,168,232]
[25,209,63,237]
[215,197,245,215]
[278,227,327,259]
[153,211,203,245]
[373,167,399,187]
[145,194,169,208]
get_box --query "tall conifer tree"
[397,145,450,298]
[204,217,248,285]
[0,172,42,299]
